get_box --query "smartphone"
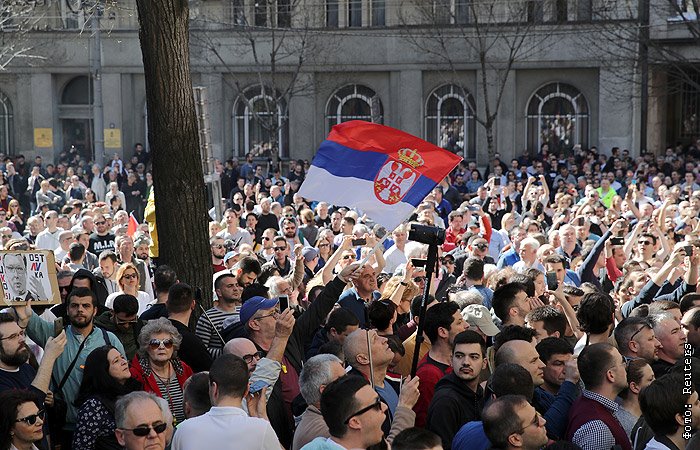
[278,295,289,311]
[546,271,559,291]
[351,238,367,246]
[411,258,427,268]
[53,318,63,337]
[610,237,625,246]
[685,245,694,257]
[493,178,501,186]
[467,205,480,212]
[249,380,271,395]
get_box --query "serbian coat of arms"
[373,148,425,205]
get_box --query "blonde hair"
[116,262,140,289]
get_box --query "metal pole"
[410,242,439,378]
[638,0,649,154]
[91,3,105,166]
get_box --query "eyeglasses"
[413,276,426,283]
[474,244,489,250]
[241,350,265,364]
[119,422,168,437]
[343,397,383,424]
[16,409,45,425]
[122,273,138,280]
[318,243,329,248]
[254,311,279,321]
[148,339,174,350]
[273,246,287,252]
[0,330,25,341]
[638,241,653,246]
[262,237,271,241]
[211,244,224,249]
[342,255,354,260]
[95,221,106,226]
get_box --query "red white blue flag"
[298,121,462,230]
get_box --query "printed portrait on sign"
[0,251,60,305]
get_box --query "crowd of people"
[0,140,698,450]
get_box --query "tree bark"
[135,0,213,308]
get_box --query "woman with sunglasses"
[105,263,153,316]
[6,199,24,235]
[0,389,45,450]
[130,318,192,426]
[73,345,141,450]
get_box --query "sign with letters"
[0,251,60,305]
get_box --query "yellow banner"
[33,128,53,148]
[105,128,121,149]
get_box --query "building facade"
[0,0,697,165]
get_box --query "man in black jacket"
[426,330,487,449]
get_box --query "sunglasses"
[120,422,168,437]
[343,397,383,424]
[638,241,653,246]
[342,255,355,260]
[122,273,138,280]
[474,244,489,250]
[148,339,174,350]
[629,322,652,342]
[116,319,138,326]
[241,350,265,364]
[95,221,106,226]
[16,409,45,425]
[273,246,287,252]
[413,276,426,283]
[211,244,225,249]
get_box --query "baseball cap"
[223,251,239,264]
[302,246,319,262]
[240,296,279,325]
[462,304,500,336]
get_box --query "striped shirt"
[154,372,185,424]
[195,306,240,359]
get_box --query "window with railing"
[425,84,475,159]
[234,86,289,159]
[0,91,13,155]
[526,82,589,155]
[326,84,383,132]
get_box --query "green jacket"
[94,310,144,361]
[26,314,125,428]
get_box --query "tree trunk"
[485,121,496,161]
[135,0,213,308]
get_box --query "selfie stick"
[410,239,439,378]
[195,287,226,345]
[367,329,375,389]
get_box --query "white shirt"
[35,228,64,251]
[171,406,280,450]
[382,245,407,274]
[105,290,154,316]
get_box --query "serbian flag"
[127,212,139,237]
[298,121,462,230]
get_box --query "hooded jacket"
[49,268,109,324]
[426,372,485,450]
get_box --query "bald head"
[343,328,393,370]
[494,339,545,386]
[223,338,260,373]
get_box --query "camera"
[408,223,445,246]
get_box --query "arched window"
[526,82,589,155]
[61,76,93,104]
[325,84,383,133]
[425,84,475,160]
[0,92,13,155]
[233,86,289,159]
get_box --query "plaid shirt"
[571,389,624,450]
